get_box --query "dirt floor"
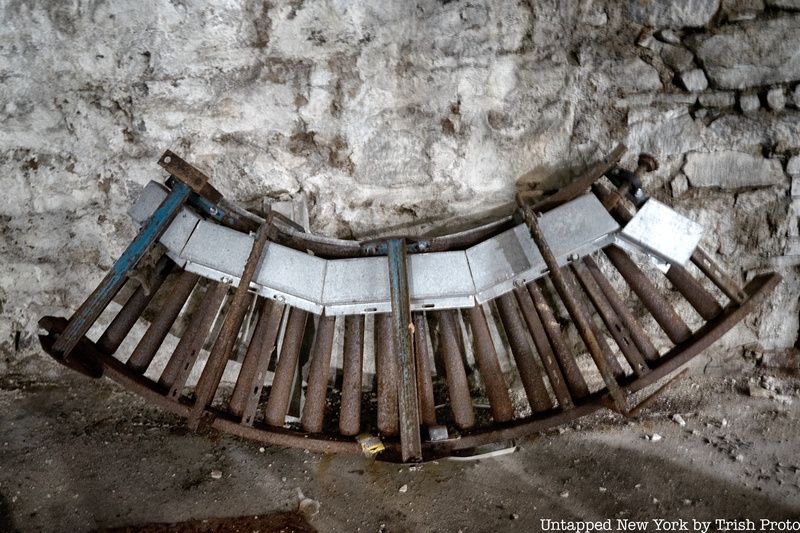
[1,357,799,532]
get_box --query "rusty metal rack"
[39,147,781,462]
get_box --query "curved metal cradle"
[38,149,781,462]
[38,272,779,461]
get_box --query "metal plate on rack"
[466,194,619,304]
[618,199,703,266]
[254,243,327,314]
[322,257,389,315]
[409,251,475,311]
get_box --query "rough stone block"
[721,0,765,20]
[690,16,800,89]
[767,87,787,111]
[699,91,736,107]
[788,155,800,176]
[766,0,800,8]
[671,173,689,196]
[660,43,695,72]
[628,0,721,28]
[680,69,708,91]
[740,93,761,113]
[683,151,786,188]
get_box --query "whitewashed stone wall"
[0,0,798,372]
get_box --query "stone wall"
[0,0,798,373]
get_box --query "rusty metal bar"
[97,255,173,355]
[127,270,199,373]
[495,293,553,413]
[572,262,650,377]
[228,299,285,421]
[375,313,399,436]
[604,245,692,345]
[412,312,438,427]
[523,209,627,410]
[339,314,365,436]
[691,248,747,304]
[387,238,422,462]
[437,310,476,430]
[524,144,626,211]
[239,301,285,426]
[663,264,722,320]
[188,224,270,430]
[158,150,222,203]
[465,305,514,422]
[560,268,626,380]
[264,306,309,427]
[160,282,228,397]
[52,180,193,360]
[526,282,590,400]
[582,256,660,363]
[513,286,574,409]
[301,315,337,433]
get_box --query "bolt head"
[637,153,658,172]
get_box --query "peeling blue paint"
[53,181,192,358]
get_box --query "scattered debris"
[296,488,320,518]
[210,470,222,480]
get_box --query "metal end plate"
[619,199,704,266]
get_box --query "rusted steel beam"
[561,268,626,380]
[160,282,228,397]
[97,255,173,355]
[495,293,554,413]
[626,369,689,418]
[437,310,476,430]
[592,181,727,317]
[526,282,590,400]
[339,314,365,437]
[188,224,270,430]
[582,256,660,363]
[375,313,399,436]
[158,150,222,203]
[228,299,285,422]
[572,262,650,377]
[53,180,193,360]
[465,305,514,422]
[664,263,722,321]
[301,315,337,433]
[239,301,285,426]
[513,286,574,409]
[691,248,747,305]
[522,209,627,410]
[523,144,626,212]
[127,270,200,373]
[264,307,309,427]
[604,245,692,345]
[387,239,422,461]
[413,312,438,427]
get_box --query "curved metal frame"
[39,272,779,461]
[39,147,782,462]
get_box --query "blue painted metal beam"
[387,238,422,462]
[52,181,193,360]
